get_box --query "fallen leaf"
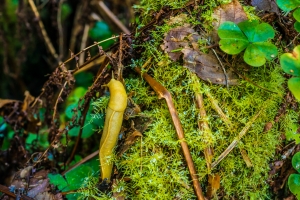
[117,130,142,156]
[207,174,221,198]
[161,25,200,61]
[0,99,19,108]
[251,0,279,15]
[182,48,238,85]
[211,0,248,43]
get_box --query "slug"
[99,78,127,182]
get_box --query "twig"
[117,34,124,80]
[96,1,130,34]
[211,105,265,169]
[135,67,205,200]
[28,0,59,62]
[62,150,99,175]
[57,0,64,60]
[205,91,232,128]
[211,48,228,89]
[66,58,109,165]
[52,81,68,121]
[79,24,90,65]
[195,93,213,171]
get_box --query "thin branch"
[205,91,232,128]
[79,24,90,65]
[96,1,130,34]
[28,0,59,62]
[57,0,64,60]
[195,93,213,171]
[211,104,265,169]
[135,67,205,200]
[53,81,68,121]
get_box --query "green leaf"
[292,152,300,173]
[61,3,72,21]
[251,23,275,42]
[65,103,77,119]
[82,123,94,138]
[238,20,260,40]
[243,43,278,66]
[276,0,300,11]
[48,174,68,191]
[294,8,300,21]
[288,174,300,198]
[285,122,300,144]
[65,165,93,190]
[280,45,300,76]
[294,21,300,32]
[218,21,249,54]
[74,72,93,88]
[288,77,300,101]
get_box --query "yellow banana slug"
[99,78,127,182]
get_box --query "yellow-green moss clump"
[91,0,292,199]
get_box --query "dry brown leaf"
[211,0,248,43]
[182,48,238,85]
[117,130,142,156]
[207,174,221,198]
[161,25,200,61]
[251,0,279,15]
[0,99,19,108]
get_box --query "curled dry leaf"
[161,25,200,61]
[162,25,238,85]
[251,0,279,15]
[182,48,238,85]
[211,0,248,43]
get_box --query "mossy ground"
[89,0,299,199]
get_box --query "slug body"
[99,78,127,182]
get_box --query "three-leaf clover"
[218,20,278,67]
[276,0,300,32]
[288,152,300,198]
[280,45,300,101]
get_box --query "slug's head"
[106,78,127,112]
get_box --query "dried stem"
[211,105,264,169]
[52,81,68,121]
[79,24,90,65]
[205,92,232,128]
[57,0,64,60]
[135,67,205,200]
[96,1,130,34]
[28,0,59,62]
[195,93,213,171]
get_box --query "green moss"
[90,2,292,199]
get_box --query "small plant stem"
[195,93,213,171]
[79,24,90,65]
[195,93,218,199]
[205,92,232,128]
[57,0,64,60]
[52,81,68,121]
[135,67,205,200]
[28,0,59,62]
[211,106,264,169]
[95,1,130,34]
[211,48,228,88]
[66,59,109,166]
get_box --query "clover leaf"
[276,0,300,11]
[276,0,300,32]
[288,152,300,198]
[218,20,277,67]
[280,45,300,101]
